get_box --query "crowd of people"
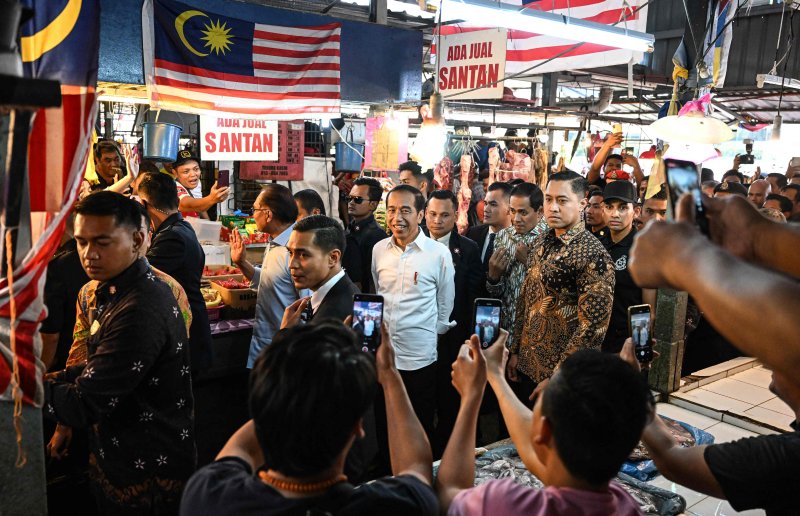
[38,138,800,515]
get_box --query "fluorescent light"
[440,0,654,53]
[341,0,436,18]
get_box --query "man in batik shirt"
[509,172,615,403]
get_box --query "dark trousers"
[371,362,437,477]
[433,341,461,459]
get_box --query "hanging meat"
[434,157,454,191]
[488,146,500,184]
[499,149,531,182]
[457,154,473,234]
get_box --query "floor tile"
[705,422,758,444]
[758,397,795,417]
[672,388,753,414]
[727,367,773,389]
[689,496,766,515]
[690,357,757,378]
[656,403,720,430]
[702,378,775,405]
[647,476,708,508]
[743,406,795,432]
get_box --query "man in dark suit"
[424,190,483,457]
[343,177,387,293]
[466,181,513,277]
[138,172,213,372]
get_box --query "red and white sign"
[200,116,279,161]
[238,121,305,181]
[437,29,507,100]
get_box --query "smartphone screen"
[664,158,709,235]
[217,170,230,188]
[352,294,383,353]
[473,298,502,349]
[628,305,652,363]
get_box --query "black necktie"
[483,232,496,268]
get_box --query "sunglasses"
[347,196,376,205]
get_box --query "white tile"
[705,422,759,444]
[743,406,796,432]
[656,403,720,430]
[758,397,795,417]
[669,396,725,421]
[689,496,766,515]
[702,378,775,405]
[690,358,757,378]
[720,413,782,436]
[647,476,708,508]
[672,388,754,414]
[728,367,773,389]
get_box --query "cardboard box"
[210,281,257,318]
[202,265,244,283]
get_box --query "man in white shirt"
[372,184,455,442]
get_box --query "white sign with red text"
[200,116,279,161]
[437,29,507,100]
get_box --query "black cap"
[713,181,747,197]
[173,149,200,168]
[603,180,637,204]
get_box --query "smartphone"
[663,158,709,235]
[217,169,230,188]
[628,304,653,363]
[352,294,384,353]
[473,298,502,350]
[625,146,634,156]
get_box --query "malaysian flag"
[0,0,99,408]
[434,0,648,76]
[143,0,342,118]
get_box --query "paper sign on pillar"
[200,115,279,161]
[437,29,508,100]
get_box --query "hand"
[605,132,623,149]
[375,322,398,385]
[732,155,741,171]
[506,353,519,382]
[451,336,487,402]
[210,181,231,203]
[702,194,768,263]
[47,424,72,459]
[529,378,549,402]
[483,329,509,381]
[620,338,642,372]
[623,154,641,169]
[281,297,310,329]
[487,248,511,282]
[514,243,529,264]
[123,145,139,178]
[229,230,245,265]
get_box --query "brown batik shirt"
[510,222,615,383]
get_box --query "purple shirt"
[449,479,642,516]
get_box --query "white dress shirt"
[310,269,346,313]
[371,230,456,371]
[435,231,452,248]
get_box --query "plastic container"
[142,122,182,161]
[187,218,222,243]
[334,127,364,172]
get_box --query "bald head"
[748,179,771,207]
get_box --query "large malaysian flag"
[143,0,342,118]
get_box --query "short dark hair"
[510,182,543,210]
[94,140,120,160]
[487,181,513,201]
[547,170,589,197]
[507,178,525,187]
[249,322,377,477]
[422,169,434,186]
[767,173,789,190]
[293,189,326,217]
[259,184,298,223]
[73,191,142,230]
[722,170,744,182]
[604,154,623,165]
[766,193,793,214]
[542,350,652,485]
[645,187,668,201]
[780,184,800,202]
[293,215,345,255]
[137,171,179,211]
[700,168,715,183]
[398,160,423,177]
[139,161,160,175]
[353,177,383,202]
[386,184,426,212]
[586,185,603,199]
[427,189,458,211]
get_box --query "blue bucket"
[334,141,364,172]
[142,122,182,162]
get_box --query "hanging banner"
[200,116,279,161]
[437,28,507,100]
[364,116,408,171]
[238,121,305,180]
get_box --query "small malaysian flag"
[143,0,341,118]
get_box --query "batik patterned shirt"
[510,223,615,382]
[486,219,548,348]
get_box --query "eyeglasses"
[250,207,270,216]
[347,196,367,204]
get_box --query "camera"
[739,139,755,165]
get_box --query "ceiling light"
[440,0,655,53]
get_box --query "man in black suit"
[424,190,483,457]
[466,181,513,276]
[343,177,387,293]
[138,172,213,372]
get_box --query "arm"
[40,333,59,370]
[624,154,645,185]
[146,232,185,278]
[587,133,622,184]
[436,252,456,334]
[66,298,90,368]
[436,336,487,512]
[105,173,134,194]
[216,420,265,472]
[178,181,230,213]
[229,231,257,282]
[377,325,433,484]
